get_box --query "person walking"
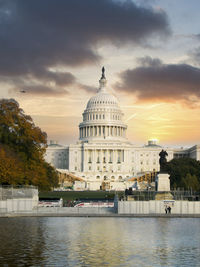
[167,206,171,214]
[165,206,168,214]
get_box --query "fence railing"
[0,186,38,200]
[120,190,200,201]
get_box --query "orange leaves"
[0,99,58,190]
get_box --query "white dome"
[86,91,119,109]
[79,68,127,142]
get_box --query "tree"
[166,158,200,191]
[0,99,58,190]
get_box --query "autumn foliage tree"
[0,99,58,190]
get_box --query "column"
[100,149,103,171]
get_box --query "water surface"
[0,217,199,266]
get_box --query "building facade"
[45,69,200,190]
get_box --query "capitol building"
[45,68,200,190]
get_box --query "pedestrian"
[165,206,168,214]
[167,206,171,214]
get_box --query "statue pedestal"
[155,192,173,200]
[155,173,173,200]
[156,173,170,191]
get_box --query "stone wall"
[118,200,200,214]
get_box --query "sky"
[0,0,200,147]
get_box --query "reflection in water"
[0,217,46,266]
[0,217,200,266]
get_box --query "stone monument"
[155,150,173,200]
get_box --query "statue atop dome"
[99,66,107,91]
[101,66,105,79]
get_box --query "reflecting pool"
[0,217,200,266]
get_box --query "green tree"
[0,99,58,190]
[166,158,200,191]
[181,173,200,191]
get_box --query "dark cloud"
[11,85,69,96]
[78,84,96,93]
[194,34,200,40]
[0,0,170,94]
[115,56,200,106]
[190,46,200,67]
[30,70,76,87]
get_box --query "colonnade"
[79,125,126,139]
[86,149,125,165]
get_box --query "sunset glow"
[0,0,200,147]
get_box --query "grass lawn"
[39,190,124,203]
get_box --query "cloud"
[12,85,69,96]
[190,46,200,67]
[115,56,200,107]
[10,78,95,96]
[0,0,170,93]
